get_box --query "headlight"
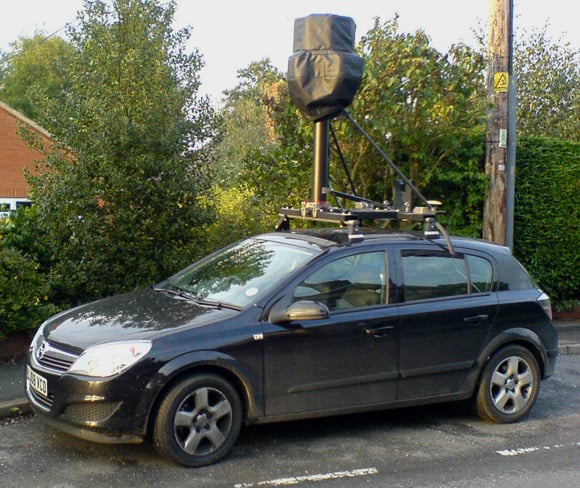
[68,341,152,377]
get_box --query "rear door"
[393,247,498,400]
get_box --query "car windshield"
[165,238,318,308]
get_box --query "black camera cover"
[288,14,364,121]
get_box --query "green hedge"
[0,246,58,340]
[513,137,580,303]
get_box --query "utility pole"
[483,0,514,246]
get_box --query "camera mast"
[276,14,452,252]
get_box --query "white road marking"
[234,467,378,487]
[496,441,580,457]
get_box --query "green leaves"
[336,17,487,228]
[0,35,75,120]
[0,246,58,339]
[514,25,579,141]
[23,0,215,304]
[513,137,580,302]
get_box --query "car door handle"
[365,325,395,337]
[463,314,489,324]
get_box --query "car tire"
[153,373,242,467]
[474,345,540,423]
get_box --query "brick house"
[0,101,53,216]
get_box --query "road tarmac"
[1,354,578,488]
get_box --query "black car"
[26,228,558,467]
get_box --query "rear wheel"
[153,374,242,467]
[474,345,540,423]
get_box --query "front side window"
[293,251,387,311]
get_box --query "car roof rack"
[275,14,455,256]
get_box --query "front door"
[263,250,400,416]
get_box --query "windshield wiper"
[153,286,198,301]
[153,286,241,311]
[192,297,242,311]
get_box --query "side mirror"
[269,300,330,324]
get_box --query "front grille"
[38,353,75,372]
[64,402,122,422]
[34,341,78,374]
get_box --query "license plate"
[27,366,48,397]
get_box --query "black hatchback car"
[26,228,558,466]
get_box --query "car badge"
[37,341,48,361]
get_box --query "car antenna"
[275,14,454,255]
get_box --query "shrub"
[0,246,58,339]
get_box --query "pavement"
[1,320,579,419]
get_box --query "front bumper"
[26,352,155,444]
[30,401,143,444]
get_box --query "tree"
[208,59,311,248]
[513,25,579,141]
[213,59,284,186]
[27,0,215,304]
[235,79,314,219]
[0,34,74,119]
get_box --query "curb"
[559,343,580,356]
[0,398,31,419]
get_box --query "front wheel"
[474,345,540,423]
[153,374,242,467]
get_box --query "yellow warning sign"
[494,72,509,93]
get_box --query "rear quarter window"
[497,256,536,291]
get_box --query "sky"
[0,0,577,103]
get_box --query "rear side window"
[402,252,467,301]
[401,251,493,302]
